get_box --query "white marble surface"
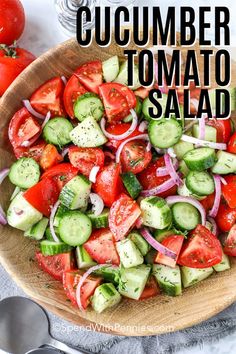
[2,0,236,353]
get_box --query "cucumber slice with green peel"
[177,179,206,200]
[121,172,142,199]
[59,175,91,210]
[173,140,194,160]
[9,158,40,189]
[183,147,217,171]
[152,264,182,296]
[74,93,104,122]
[193,124,217,142]
[178,160,189,177]
[181,266,214,288]
[45,226,60,241]
[144,249,157,265]
[53,204,69,227]
[148,118,183,148]
[10,186,22,201]
[43,117,73,147]
[24,217,48,241]
[186,171,215,196]
[102,55,119,82]
[7,192,42,231]
[213,253,230,272]
[212,151,236,174]
[140,196,172,230]
[118,264,151,300]
[94,266,120,285]
[116,238,144,268]
[87,208,109,228]
[114,60,141,90]
[128,231,150,256]
[172,202,200,231]
[91,283,121,313]
[76,245,96,268]
[40,240,72,256]
[208,87,236,111]
[123,97,142,122]
[154,228,175,243]
[70,116,107,147]
[59,211,92,246]
[142,93,168,121]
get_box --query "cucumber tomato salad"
[1,55,236,313]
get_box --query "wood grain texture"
[0,34,236,336]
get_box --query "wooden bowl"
[1,37,236,336]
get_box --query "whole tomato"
[0,0,25,45]
[0,45,36,96]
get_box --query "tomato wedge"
[178,225,223,268]
[134,85,156,100]
[35,251,75,281]
[139,276,160,300]
[106,123,140,150]
[222,175,236,208]
[227,132,236,154]
[99,83,136,123]
[109,193,141,241]
[84,228,120,265]
[207,118,231,143]
[41,163,79,190]
[63,270,102,308]
[200,193,215,213]
[93,162,124,207]
[63,74,87,118]
[13,139,46,161]
[30,77,65,117]
[24,178,60,217]
[74,60,102,94]
[223,225,236,257]
[40,144,63,170]
[120,139,152,174]
[216,202,236,232]
[155,235,184,268]
[68,146,104,177]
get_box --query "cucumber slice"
[213,253,230,272]
[76,245,96,268]
[10,186,22,201]
[102,55,119,82]
[173,140,194,160]
[142,93,168,121]
[70,116,107,147]
[91,283,121,313]
[121,172,142,199]
[178,160,189,177]
[123,97,142,122]
[118,264,151,300]
[54,204,69,227]
[7,192,42,231]
[9,158,40,189]
[94,266,120,285]
[152,264,182,296]
[87,208,109,228]
[40,240,72,256]
[181,266,214,288]
[140,196,172,229]
[43,117,73,147]
[59,175,91,210]
[128,231,150,256]
[186,171,215,196]
[212,151,236,174]
[154,228,175,243]
[183,147,217,171]
[208,87,236,111]
[114,60,141,90]
[148,118,182,148]
[116,238,144,268]
[59,211,92,246]
[172,202,200,231]
[74,93,104,122]
[24,217,48,241]
[193,124,217,142]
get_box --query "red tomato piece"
[155,235,185,268]
[74,60,103,94]
[84,228,120,266]
[222,175,236,208]
[63,270,102,308]
[93,162,123,207]
[207,118,231,143]
[178,225,223,268]
[216,202,236,232]
[35,251,75,282]
[13,140,47,162]
[41,163,79,190]
[30,77,65,117]
[139,276,160,300]
[24,178,60,217]
[109,193,141,241]
[63,74,87,118]
[223,225,236,257]
[227,132,236,154]
[138,157,177,198]
[200,193,215,213]
[120,139,152,174]
[0,0,25,45]
[134,85,157,100]
[99,83,136,123]
[40,144,63,170]
[68,146,104,177]
[106,123,140,150]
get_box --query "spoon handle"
[48,338,92,354]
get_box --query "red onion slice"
[49,200,61,243]
[156,158,178,177]
[135,217,143,229]
[140,228,177,260]
[0,168,10,185]
[146,142,152,152]
[61,147,69,158]
[0,205,7,225]
[164,154,183,186]
[89,166,100,183]
[220,177,227,186]
[190,98,199,114]
[41,111,51,130]
[167,148,176,158]
[116,134,150,163]
[138,121,148,133]
[61,76,67,85]
[209,175,221,218]
[207,216,218,236]
[23,100,45,120]
[89,193,104,216]
[181,134,227,150]
[198,115,207,140]
[104,151,115,160]
[141,176,178,197]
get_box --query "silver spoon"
[0,297,92,354]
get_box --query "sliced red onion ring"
[89,193,104,216]
[166,195,206,226]
[61,147,69,158]
[104,151,115,160]
[0,168,10,225]
[138,121,148,133]
[0,168,10,185]
[164,154,183,186]
[21,133,41,148]
[156,158,178,177]
[141,176,178,197]
[207,216,218,236]
[49,200,61,243]
[116,134,150,163]
[23,100,45,120]
[41,111,51,130]
[140,228,177,260]
[76,264,118,311]
[0,205,7,225]
[167,148,176,158]
[61,76,68,85]
[190,98,199,114]
[181,134,227,150]
[209,175,221,218]
[135,217,143,229]
[146,142,152,152]
[198,115,207,140]
[155,147,165,155]
[89,166,100,183]
[220,177,227,185]
[100,109,138,141]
